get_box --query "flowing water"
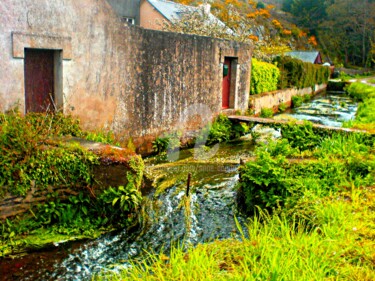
[1,91,358,280]
[13,141,255,280]
[276,91,358,127]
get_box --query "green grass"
[95,129,375,281]
[343,82,375,132]
[96,187,375,281]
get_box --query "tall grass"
[344,82,375,131]
[96,186,375,280]
[93,119,375,281]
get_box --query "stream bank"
[1,90,362,280]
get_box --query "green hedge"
[250,59,280,95]
[274,56,330,89]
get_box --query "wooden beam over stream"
[228,116,373,134]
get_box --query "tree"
[319,0,375,66]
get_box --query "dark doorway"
[222,58,231,109]
[24,49,55,113]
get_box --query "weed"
[278,102,287,112]
[291,95,303,107]
[260,108,274,118]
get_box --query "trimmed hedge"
[250,59,280,95]
[274,56,330,89]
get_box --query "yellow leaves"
[174,0,194,5]
[247,12,256,19]
[272,19,282,29]
[225,0,242,8]
[160,254,169,261]
[256,8,270,18]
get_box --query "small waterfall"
[41,169,243,280]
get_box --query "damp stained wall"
[0,0,252,152]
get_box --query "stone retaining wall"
[249,84,327,115]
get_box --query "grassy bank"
[99,121,374,280]
[344,82,375,131]
[0,111,143,257]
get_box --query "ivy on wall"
[274,56,330,89]
[250,59,280,95]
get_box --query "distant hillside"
[171,0,317,61]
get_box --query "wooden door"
[222,58,231,109]
[24,49,55,113]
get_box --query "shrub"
[278,102,287,112]
[239,152,345,212]
[0,112,97,196]
[260,107,274,118]
[291,95,303,107]
[280,121,323,151]
[250,59,280,95]
[152,132,181,154]
[203,114,233,145]
[238,129,375,213]
[274,56,330,89]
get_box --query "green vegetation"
[0,111,95,196]
[107,193,375,280]
[152,132,181,155]
[101,119,375,280]
[0,112,144,257]
[343,82,375,131]
[250,59,280,95]
[277,102,287,112]
[198,114,249,146]
[283,0,375,67]
[85,130,120,146]
[291,95,303,107]
[275,56,330,89]
[259,107,274,118]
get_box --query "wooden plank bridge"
[228,116,372,134]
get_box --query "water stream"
[23,141,254,280]
[1,91,358,280]
[276,91,358,127]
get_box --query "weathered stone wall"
[249,84,327,115]
[119,28,251,152]
[0,0,252,153]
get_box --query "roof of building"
[285,51,321,64]
[146,0,231,32]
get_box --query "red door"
[222,58,231,109]
[24,49,55,113]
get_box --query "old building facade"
[0,0,252,152]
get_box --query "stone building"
[0,0,252,153]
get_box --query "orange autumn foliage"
[248,34,259,41]
[308,35,318,46]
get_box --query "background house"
[106,0,140,25]
[139,0,229,32]
[285,51,323,64]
